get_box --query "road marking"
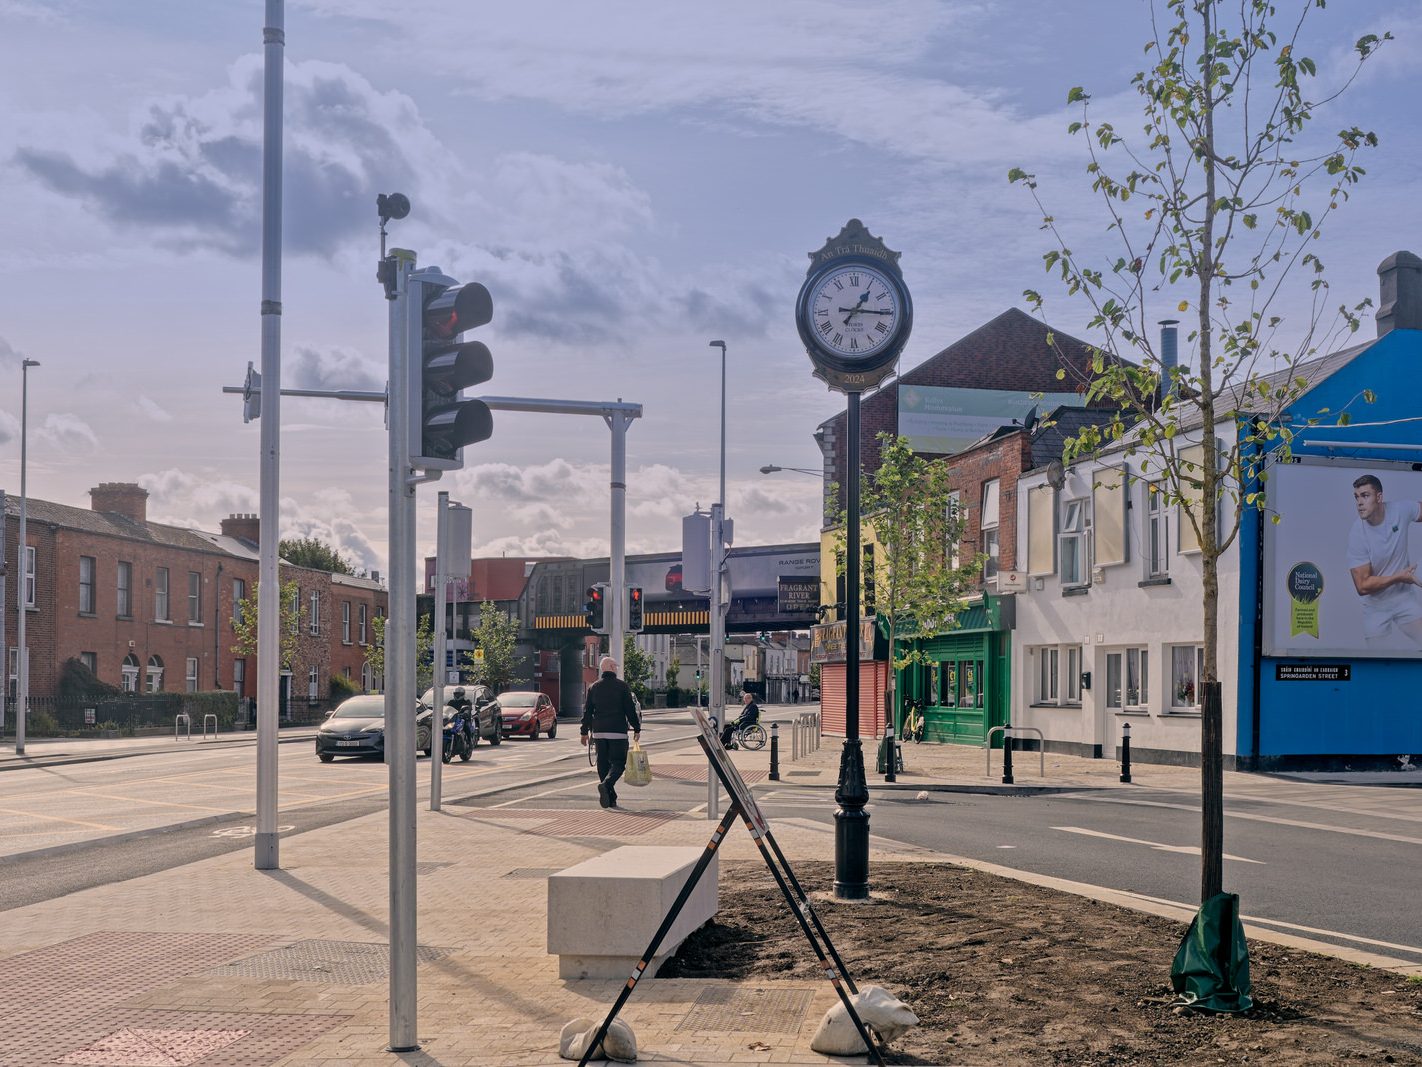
[488,780,592,809]
[68,790,231,814]
[996,845,1018,849]
[1052,825,1264,864]
[211,825,294,837]
[1063,794,1422,846]
[0,805,118,831]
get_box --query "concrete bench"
[547,845,718,979]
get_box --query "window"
[121,652,140,693]
[24,546,35,608]
[155,567,170,621]
[185,657,199,693]
[78,556,96,614]
[233,658,246,697]
[232,578,246,625]
[1177,442,1208,554]
[939,662,957,706]
[342,601,351,644]
[1105,648,1149,711]
[146,654,165,693]
[945,492,962,570]
[1026,485,1055,575]
[1171,645,1204,710]
[188,571,202,624]
[1036,647,1059,703]
[1093,468,1128,567]
[80,651,97,674]
[308,666,319,700]
[361,660,373,693]
[1059,499,1089,587]
[289,587,301,634]
[117,561,133,617]
[980,479,1000,583]
[8,647,20,702]
[1146,483,1169,579]
[358,603,368,645]
[309,590,321,635]
[1065,646,1082,703]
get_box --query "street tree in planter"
[463,602,519,692]
[830,434,981,748]
[1010,0,1387,1010]
[622,635,655,707]
[364,614,435,695]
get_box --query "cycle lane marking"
[1051,825,1265,863]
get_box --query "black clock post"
[795,220,912,900]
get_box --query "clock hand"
[838,307,893,314]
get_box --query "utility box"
[681,511,711,593]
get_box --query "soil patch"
[659,860,1422,1065]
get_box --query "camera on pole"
[408,272,494,471]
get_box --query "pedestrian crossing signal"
[628,586,644,632]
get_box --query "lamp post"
[707,339,728,821]
[759,464,822,477]
[15,357,39,756]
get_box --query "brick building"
[2,485,386,718]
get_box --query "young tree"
[463,602,519,692]
[622,634,655,706]
[831,433,981,737]
[279,536,356,575]
[231,579,305,669]
[1009,1,1386,906]
[364,614,435,694]
[666,655,682,692]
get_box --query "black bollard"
[769,722,780,781]
[1120,721,1132,783]
[1001,727,1015,785]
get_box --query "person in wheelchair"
[721,691,761,749]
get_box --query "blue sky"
[1,0,1417,573]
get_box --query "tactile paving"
[675,986,816,1034]
[206,939,449,985]
[504,867,561,878]
[649,762,770,784]
[60,1026,248,1066]
[472,808,685,837]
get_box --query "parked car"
[415,685,500,755]
[496,691,558,739]
[316,694,394,762]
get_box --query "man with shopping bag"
[581,656,642,809]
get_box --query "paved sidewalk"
[0,724,319,771]
[3,717,1419,1065]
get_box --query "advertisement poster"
[1264,461,1422,658]
[898,385,1085,455]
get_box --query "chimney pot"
[90,483,149,524]
[221,513,260,544]
[1377,250,1422,336]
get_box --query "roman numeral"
[833,280,844,291]
[818,320,833,335]
[849,337,860,350]
[848,273,860,287]
[816,307,828,316]
[877,291,889,302]
[832,332,843,346]
[875,321,889,334]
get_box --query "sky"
[1,0,1418,576]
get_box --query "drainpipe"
[214,562,224,688]
[1158,319,1179,402]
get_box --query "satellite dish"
[1022,404,1039,433]
[1046,459,1066,491]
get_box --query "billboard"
[619,547,819,605]
[898,384,1085,454]
[1263,461,1422,658]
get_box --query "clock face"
[805,263,902,360]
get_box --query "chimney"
[90,483,148,524]
[1377,251,1422,336]
[1158,319,1180,401]
[220,513,260,544]
[371,569,382,585]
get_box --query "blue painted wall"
[1236,327,1422,764]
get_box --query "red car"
[497,691,559,739]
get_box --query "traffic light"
[584,584,608,634]
[627,586,644,632]
[409,269,494,471]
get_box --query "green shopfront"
[894,595,1014,746]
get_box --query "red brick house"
[2,485,387,718]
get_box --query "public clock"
[796,256,912,391]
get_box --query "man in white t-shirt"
[1347,474,1422,645]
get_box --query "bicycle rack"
[175,712,192,741]
[201,713,218,741]
[985,725,1044,778]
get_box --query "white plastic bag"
[624,740,652,786]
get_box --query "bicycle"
[902,699,926,744]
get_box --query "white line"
[487,780,592,809]
[1064,794,1422,846]
[1052,825,1265,864]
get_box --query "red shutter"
[820,661,888,738]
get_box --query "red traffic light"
[424,283,493,340]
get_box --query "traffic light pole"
[386,249,420,1053]
[430,490,448,812]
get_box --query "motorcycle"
[442,706,475,763]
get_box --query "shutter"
[820,661,889,738]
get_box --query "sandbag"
[558,1017,637,1062]
[810,985,918,1055]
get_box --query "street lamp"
[15,357,39,756]
[706,340,728,821]
[759,464,821,477]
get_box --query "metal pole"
[707,339,727,821]
[1001,726,1015,785]
[608,410,628,674]
[431,491,447,811]
[769,722,780,781]
[387,250,419,1053]
[1120,721,1132,783]
[254,0,284,871]
[834,391,870,899]
[0,489,6,738]
[15,362,38,756]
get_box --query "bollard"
[1120,721,1132,783]
[769,722,780,781]
[883,721,897,782]
[1001,726,1015,785]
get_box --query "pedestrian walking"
[581,656,641,809]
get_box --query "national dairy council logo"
[1287,562,1323,638]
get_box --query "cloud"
[288,344,384,392]
[36,412,98,453]
[13,57,450,258]
[0,336,24,368]
[139,468,256,526]
[134,395,173,423]
[0,410,17,446]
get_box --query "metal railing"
[985,725,1044,781]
